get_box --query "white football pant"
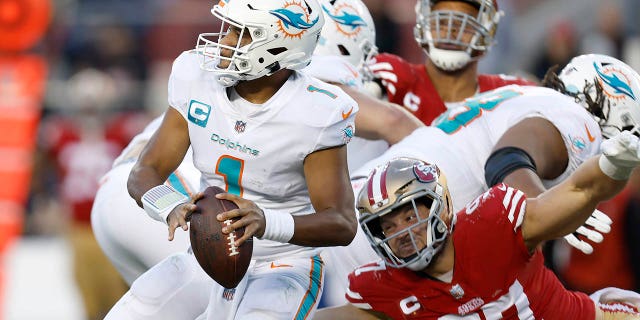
[104,252,213,320]
[91,162,194,285]
[106,251,324,320]
[198,254,324,320]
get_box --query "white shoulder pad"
[168,50,212,117]
[304,55,364,90]
[304,77,359,152]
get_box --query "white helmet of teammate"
[357,157,454,271]
[556,54,640,138]
[414,0,502,71]
[315,0,377,73]
[196,0,324,86]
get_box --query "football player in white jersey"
[105,0,359,319]
[304,0,422,173]
[91,115,202,285]
[354,54,640,233]
[313,54,640,311]
[302,0,405,308]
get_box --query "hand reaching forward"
[563,209,612,254]
[599,130,640,180]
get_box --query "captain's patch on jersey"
[188,100,211,127]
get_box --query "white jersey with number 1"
[169,50,358,259]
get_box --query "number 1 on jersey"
[216,155,244,196]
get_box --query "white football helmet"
[315,0,377,73]
[414,0,502,71]
[555,54,640,138]
[357,157,454,271]
[196,0,324,86]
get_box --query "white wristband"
[142,185,189,225]
[260,209,295,243]
[599,154,633,180]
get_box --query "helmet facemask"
[197,18,259,86]
[414,0,502,71]
[361,189,450,271]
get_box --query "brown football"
[190,186,252,289]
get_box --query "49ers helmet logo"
[413,162,438,183]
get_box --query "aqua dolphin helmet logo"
[322,4,366,29]
[270,1,319,39]
[322,3,366,37]
[594,62,637,101]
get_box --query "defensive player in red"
[369,0,536,125]
[316,150,640,319]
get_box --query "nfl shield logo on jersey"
[222,288,235,301]
[450,284,465,300]
[235,120,246,133]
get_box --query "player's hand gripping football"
[215,193,265,247]
[166,191,205,241]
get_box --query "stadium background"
[1,0,640,319]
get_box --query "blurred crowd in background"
[3,0,640,319]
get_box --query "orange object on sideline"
[0,149,32,204]
[0,201,23,253]
[0,0,51,316]
[0,0,52,52]
[0,56,47,204]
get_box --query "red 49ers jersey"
[370,53,537,125]
[346,184,595,319]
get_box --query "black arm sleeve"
[484,147,537,187]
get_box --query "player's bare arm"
[313,304,391,320]
[521,147,633,251]
[128,107,191,205]
[297,145,357,246]
[491,116,614,254]
[339,84,423,144]
[128,108,198,240]
[491,117,568,196]
[216,145,357,247]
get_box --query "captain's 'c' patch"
[188,100,211,127]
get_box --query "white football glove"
[563,209,612,254]
[599,131,640,180]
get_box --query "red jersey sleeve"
[457,183,531,269]
[345,261,385,311]
[368,53,415,103]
